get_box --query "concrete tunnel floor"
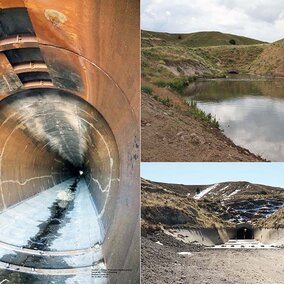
[0,178,107,283]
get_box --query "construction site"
[141,177,284,284]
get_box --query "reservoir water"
[185,75,284,161]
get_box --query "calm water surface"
[185,75,284,161]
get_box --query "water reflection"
[185,76,284,161]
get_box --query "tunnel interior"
[0,88,120,224]
[0,88,121,283]
[0,2,139,283]
[236,226,254,239]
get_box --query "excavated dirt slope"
[142,91,265,162]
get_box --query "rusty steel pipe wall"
[0,0,140,282]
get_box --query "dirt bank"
[141,90,265,162]
[142,233,284,284]
[250,42,284,77]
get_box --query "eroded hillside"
[141,178,284,230]
[257,207,284,228]
[141,178,232,233]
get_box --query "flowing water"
[185,75,284,161]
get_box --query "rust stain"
[44,9,67,27]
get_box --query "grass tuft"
[189,100,219,128]
[155,77,195,93]
[141,85,153,95]
[160,97,173,107]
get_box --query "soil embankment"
[142,90,265,162]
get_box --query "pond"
[185,75,284,161]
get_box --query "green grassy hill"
[142,30,266,47]
[142,30,282,85]
[249,42,284,77]
[142,43,266,83]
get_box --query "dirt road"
[142,235,284,284]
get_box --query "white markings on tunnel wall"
[0,95,119,229]
[0,113,61,209]
[25,107,84,166]
[0,102,71,209]
[54,158,65,165]
[9,96,89,167]
[74,106,116,222]
[80,117,114,219]
[0,175,55,186]
[0,110,37,208]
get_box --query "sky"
[141,0,284,42]
[141,163,284,188]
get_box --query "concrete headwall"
[166,228,236,246]
[254,228,284,245]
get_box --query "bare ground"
[142,234,284,284]
[141,91,265,162]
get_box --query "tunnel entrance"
[236,226,254,239]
